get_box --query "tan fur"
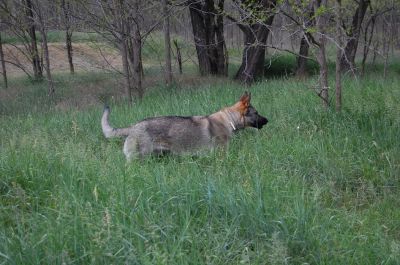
[101,92,268,160]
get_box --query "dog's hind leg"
[123,135,140,161]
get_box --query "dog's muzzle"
[256,117,268,129]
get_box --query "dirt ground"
[2,43,122,77]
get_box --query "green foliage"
[264,54,319,78]
[314,4,328,17]
[0,68,399,264]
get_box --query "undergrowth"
[0,66,399,264]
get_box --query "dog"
[101,92,268,160]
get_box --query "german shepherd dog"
[101,92,268,160]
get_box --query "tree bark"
[173,39,183,74]
[131,0,143,99]
[315,0,329,108]
[335,0,343,112]
[0,32,7,89]
[163,0,172,84]
[361,14,375,77]
[24,0,42,80]
[36,1,54,95]
[295,35,310,78]
[383,17,389,79]
[295,5,314,78]
[117,0,134,103]
[340,0,370,73]
[120,24,133,103]
[188,0,227,76]
[61,0,74,74]
[234,0,277,84]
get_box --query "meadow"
[0,57,400,264]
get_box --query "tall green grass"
[0,69,399,264]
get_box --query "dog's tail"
[101,106,131,138]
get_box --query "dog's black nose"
[256,117,268,129]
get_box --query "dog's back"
[102,109,215,159]
[101,92,268,160]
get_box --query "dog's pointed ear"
[239,91,251,108]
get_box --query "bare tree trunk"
[121,37,133,103]
[383,17,389,79]
[189,3,211,75]
[361,14,375,77]
[295,35,310,78]
[117,0,133,103]
[25,0,42,80]
[340,0,370,73]
[372,40,379,65]
[235,0,277,84]
[163,0,172,85]
[188,0,227,76]
[214,0,228,76]
[315,0,329,108]
[296,5,314,78]
[37,13,54,95]
[0,32,7,89]
[132,0,143,99]
[173,39,183,74]
[335,0,343,112]
[61,0,74,74]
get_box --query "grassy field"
[0,60,400,264]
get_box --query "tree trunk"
[383,18,389,79]
[214,0,228,76]
[315,0,329,108]
[340,0,370,73]
[121,37,133,103]
[25,0,42,80]
[188,0,227,76]
[295,35,310,78]
[66,31,74,74]
[163,0,172,84]
[235,0,277,84]
[36,6,54,95]
[117,0,134,103]
[173,39,183,74]
[295,5,314,78]
[361,15,375,77]
[61,0,74,74]
[0,32,7,89]
[335,0,343,112]
[131,0,143,99]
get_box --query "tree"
[282,0,331,107]
[163,0,172,84]
[340,0,370,73]
[230,0,277,84]
[295,4,314,78]
[76,0,145,102]
[33,0,55,95]
[335,0,343,112]
[0,31,7,89]
[60,0,74,74]
[314,0,329,108]
[24,0,43,80]
[188,0,228,76]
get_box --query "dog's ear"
[239,92,251,108]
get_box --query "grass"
[0,64,400,264]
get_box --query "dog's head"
[234,92,268,130]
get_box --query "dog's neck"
[222,111,237,131]
[221,108,244,132]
